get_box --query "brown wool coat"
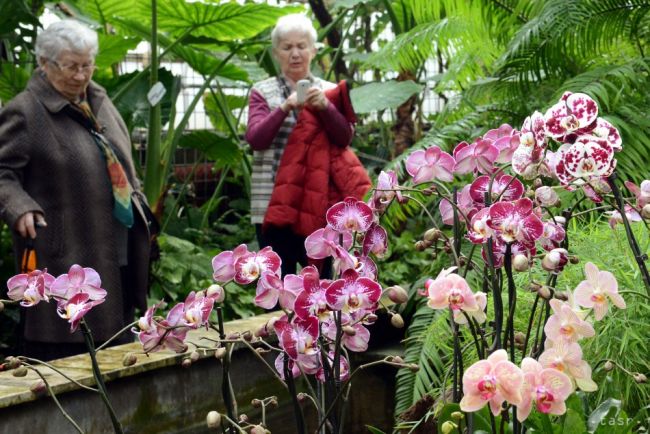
[0,71,151,343]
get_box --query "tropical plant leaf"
[0,63,30,103]
[95,33,140,70]
[64,0,139,27]
[351,80,423,113]
[178,130,242,168]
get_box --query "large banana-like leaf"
[350,80,423,113]
[135,0,303,40]
[178,130,242,169]
[95,34,140,69]
[64,0,139,27]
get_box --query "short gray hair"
[35,20,98,64]
[271,14,317,49]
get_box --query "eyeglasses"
[49,59,96,75]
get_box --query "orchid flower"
[233,246,281,285]
[326,269,381,314]
[405,145,455,184]
[459,349,524,416]
[453,139,499,175]
[538,220,566,251]
[469,173,524,208]
[326,197,374,234]
[487,198,544,244]
[321,312,370,352]
[544,92,598,139]
[439,184,476,226]
[372,170,403,209]
[304,225,353,260]
[606,205,642,229]
[362,223,388,258]
[133,302,188,353]
[624,179,650,208]
[539,340,598,392]
[274,315,320,362]
[56,293,104,332]
[50,264,106,302]
[294,267,331,320]
[7,269,55,307]
[574,262,626,320]
[534,186,560,207]
[211,244,249,283]
[544,299,595,344]
[517,357,572,422]
[425,268,481,320]
[483,123,521,163]
[316,351,350,383]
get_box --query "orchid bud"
[190,350,200,362]
[206,284,225,303]
[541,248,569,273]
[408,363,420,372]
[535,186,560,207]
[642,204,650,219]
[553,216,566,226]
[214,348,227,360]
[555,291,569,301]
[250,425,270,434]
[414,241,427,251]
[569,255,579,264]
[514,331,526,345]
[390,313,405,329]
[513,254,530,272]
[443,243,453,254]
[451,411,464,421]
[226,332,240,340]
[297,392,308,403]
[206,411,221,429]
[12,366,28,377]
[364,313,378,324]
[604,361,614,371]
[528,282,541,293]
[458,256,467,267]
[423,228,441,242]
[0,301,4,312]
[533,178,543,189]
[251,398,262,408]
[634,373,647,383]
[4,356,21,370]
[441,421,457,434]
[537,285,551,299]
[387,285,409,304]
[122,352,138,367]
[388,355,404,364]
[268,397,278,408]
[242,331,253,342]
[181,358,193,368]
[342,325,357,336]
[239,414,249,423]
[30,379,47,396]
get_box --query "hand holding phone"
[296,79,311,104]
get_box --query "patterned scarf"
[74,99,134,228]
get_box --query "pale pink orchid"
[574,262,626,320]
[467,208,494,244]
[534,186,560,207]
[606,205,642,229]
[294,267,331,320]
[233,246,281,285]
[373,170,403,208]
[487,198,544,244]
[453,291,487,325]
[211,244,249,283]
[469,173,524,208]
[625,180,650,208]
[405,145,455,184]
[7,269,55,307]
[316,351,350,383]
[304,225,353,260]
[326,269,381,314]
[517,357,573,422]
[425,268,480,316]
[439,184,477,226]
[453,139,499,175]
[539,340,597,392]
[544,92,598,139]
[56,293,104,332]
[362,223,388,257]
[326,197,374,234]
[274,315,320,362]
[50,264,106,302]
[544,299,595,344]
[459,349,524,416]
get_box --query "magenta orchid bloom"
[574,262,626,320]
[467,208,494,244]
[538,220,566,251]
[57,292,104,332]
[294,267,331,320]
[481,239,535,269]
[233,246,281,285]
[326,197,374,234]
[274,315,320,361]
[539,340,597,392]
[469,173,524,208]
[7,269,55,307]
[316,351,350,383]
[355,254,378,280]
[373,170,403,209]
[606,205,642,229]
[453,139,499,175]
[405,145,455,184]
[326,269,381,314]
[512,112,547,178]
[459,349,524,416]
[254,271,285,309]
[544,92,598,139]
[625,179,650,208]
[362,223,388,258]
[439,184,477,226]
[517,357,572,422]
[179,291,216,329]
[211,244,249,283]
[487,198,544,244]
[274,353,319,379]
[545,299,595,344]
[50,264,106,302]
[304,225,353,260]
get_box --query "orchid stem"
[95,320,138,352]
[216,307,238,431]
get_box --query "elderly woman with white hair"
[0,20,152,360]
[246,14,369,278]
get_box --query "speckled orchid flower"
[544,92,599,139]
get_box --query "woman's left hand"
[304,87,329,111]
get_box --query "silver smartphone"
[296,79,311,104]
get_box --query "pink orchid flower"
[134,302,188,353]
[254,271,285,309]
[373,170,403,209]
[544,299,595,344]
[539,340,597,392]
[467,208,494,244]
[574,262,626,320]
[625,180,650,208]
[326,268,381,314]
[538,220,566,251]
[453,291,487,325]
[322,312,371,352]
[211,244,249,283]
[488,198,544,244]
[459,349,524,416]
[56,292,104,332]
[362,223,388,258]
[534,186,560,207]
[469,173,524,208]
[304,225,353,260]
[355,253,378,281]
[517,357,573,422]
[481,239,535,269]
[274,315,320,361]
[274,352,320,379]
[405,145,455,184]
[606,205,642,229]
[326,197,374,234]
[50,264,106,302]
[425,268,480,318]
[439,184,477,226]
[484,124,521,163]
[544,92,598,139]
[316,351,350,383]
[166,291,215,330]
[453,139,499,175]
[294,267,331,319]
[7,269,55,307]
[233,246,281,285]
